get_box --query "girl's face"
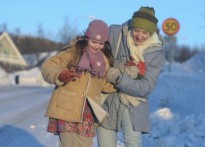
[87,39,105,53]
[131,28,151,46]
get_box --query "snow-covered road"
[0,87,51,124]
[0,86,59,147]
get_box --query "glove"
[124,66,139,79]
[115,62,139,79]
[126,60,146,76]
[58,67,80,84]
[114,62,126,72]
[106,67,122,84]
[136,61,146,76]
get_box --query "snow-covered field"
[0,51,205,147]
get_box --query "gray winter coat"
[101,21,165,133]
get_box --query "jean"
[97,107,142,147]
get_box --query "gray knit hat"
[85,19,109,43]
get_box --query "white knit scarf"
[120,30,162,107]
[127,30,162,64]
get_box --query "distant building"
[0,32,27,73]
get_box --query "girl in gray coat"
[97,6,165,147]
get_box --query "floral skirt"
[47,100,96,137]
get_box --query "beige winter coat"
[41,46,115,123]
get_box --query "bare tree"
[14,28,21,36]
[0,23,8,32]
[35,23,45,62]
[58,17,78,45]
[37,23,44,38]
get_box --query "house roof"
[0,32,27,67]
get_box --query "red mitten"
[137,61,146,76]
[58,67,80,83]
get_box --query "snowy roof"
[0,32,27,67]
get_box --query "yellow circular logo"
[162,18,180,36]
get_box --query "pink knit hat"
[85,20,109,43]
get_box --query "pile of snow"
[10,67,51,87]
[144,51,205,147]
[144,108,205,147]
[183,50,205,74]
[0,67,11,86]
[0,67,51,87]
[0,51,58,87]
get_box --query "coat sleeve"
[109,24,121,57]
[41,50,73,86]
[101,79,116,93]
[101,53,116,93]
[116,50,165,98]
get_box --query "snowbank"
[0,67,11,86]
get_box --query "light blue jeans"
[97,107,142,147]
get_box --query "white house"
[0,32,27,72]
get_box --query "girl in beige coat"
[41,20,115,147]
